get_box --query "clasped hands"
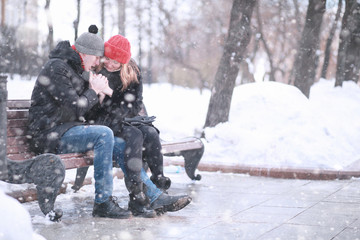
[89,71,113,103]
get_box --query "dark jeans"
[118,125,164,181]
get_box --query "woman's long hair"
[97,58,140,91]
[120,58,140,90]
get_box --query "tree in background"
[0,0,46,78]
[144,0,153,84]
[117,0,125,35]
[73,0,81,41]
[291,0,326,98]
[321,0,342,79]
[1,0,5,28]
[255,2,276,82]
[154,0,232,91]
[248,0,304,84]
[45,0,54,51]
[101,0,105,39]
[204,0,256,128]
[335,0,360,86]
[134,0,144,70]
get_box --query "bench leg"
[181,145,204,181]
[72,166,90,192]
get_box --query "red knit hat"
[104,35,131,64]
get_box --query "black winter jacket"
[88,66,143,136]
[28,41,99,154]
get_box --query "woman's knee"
[142,126,160,142]
[124,126,144,143]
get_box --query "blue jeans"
[58,125,114,203]
[113,136,162,203]
[58,125,162,204]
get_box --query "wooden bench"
[6,99,204,190]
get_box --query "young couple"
[27,25,191,221]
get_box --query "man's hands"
[89,71,108,95]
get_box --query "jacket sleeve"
[130,77,144,117]
[122,72,144,118]
[45,60,99,122]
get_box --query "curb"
[7,183,67,203]
[164,159,360,180]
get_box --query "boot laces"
[109,196,119,203]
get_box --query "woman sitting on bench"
[89,34,182,217]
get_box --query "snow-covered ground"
[3,74,360,238]
[0,189,46,240]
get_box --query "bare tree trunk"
[1,0,5,28]
[117,0,126,35]
[137,0,143,69]
[321,0,342,79]
[292,0,302,33]
[240,61,255,84]
[0,75,7,181]
[204,0,256,128]
[292,0,326,98]
[335,0,360,86]
[101,0,105,39]
[45,0,53,50]
[146,0,153,84]
[255,2,275,81]
[74,0,81,41]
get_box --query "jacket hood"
[49,41,83,73]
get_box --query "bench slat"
[162,138,203,153]
[7,153,36,161]
[7,100,31,109]
[7,127,27,137]
[7,136,29,145]
[7,119,28,129]
[60,152,94,169]
[7,110,29,119]
[7,144,32,154]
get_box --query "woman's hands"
[89,72,113,98]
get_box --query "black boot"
[150,175,171,190]
[128,192,157,218]
[150,193,192,214]
[92,196,132,219]
[125,178,157,218]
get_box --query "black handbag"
[123,115,156,126]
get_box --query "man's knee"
[96,125,115,145]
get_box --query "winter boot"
[128,192,157,218]
[125,178,157,218]
[92,196,132,219]
[150,174,171,190]
[150,192,192,214]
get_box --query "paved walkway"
[24,170,360,240]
